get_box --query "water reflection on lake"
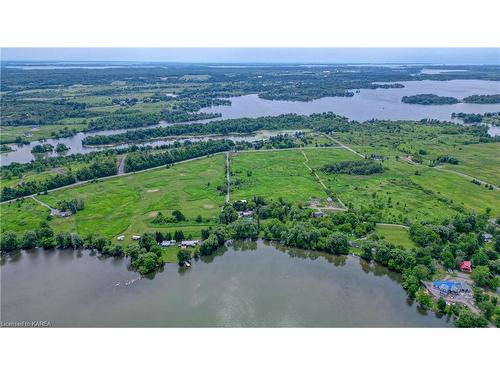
[1,240,452,327]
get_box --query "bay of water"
[0,240,451,327]
[201,80,500,122]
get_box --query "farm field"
[230,149,328,204]
[0,198,50,234]
[411,166,500,216]
[431,143,500,186]
[315,153,499,223]
[1,155,226,239]
[2,144,499,240]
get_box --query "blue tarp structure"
[432,280,471,293]
[433,281,457,289]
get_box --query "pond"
[0,240,452,327]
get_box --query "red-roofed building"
[460,260,472,273]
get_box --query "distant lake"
[0,240,451,327]
[200,80,500,122]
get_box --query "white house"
[160,240,176,247]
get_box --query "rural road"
[117,155,127,175]
[31,196,59,215]
[4,147,334,207]
[322,133,366,158]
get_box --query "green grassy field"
[433,143,500,186]
[2,142,498,243]
[0,198,50,233]
[411,166,500,216]
[375,224,415,249]
[230,149,328,204]
[5,155,227,240]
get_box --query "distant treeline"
[124,139,233,172]
[451,111,500,124]
[82,113,351,146]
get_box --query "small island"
[31,143,54,154]
[401,94,460,105]
[55,143,70,153]
[463,94,500,104]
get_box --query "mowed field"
[0,155,226,240]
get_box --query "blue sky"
[2,48,499,64]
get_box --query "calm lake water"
[202,80,500,122]
[1,240,451,327]
[1,79,499,166]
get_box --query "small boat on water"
[184,261,191,268]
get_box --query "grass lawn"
[32,154,225,239]
[160,246,198,263]
[375,224,415,249]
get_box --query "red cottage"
[459,260,472,273]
